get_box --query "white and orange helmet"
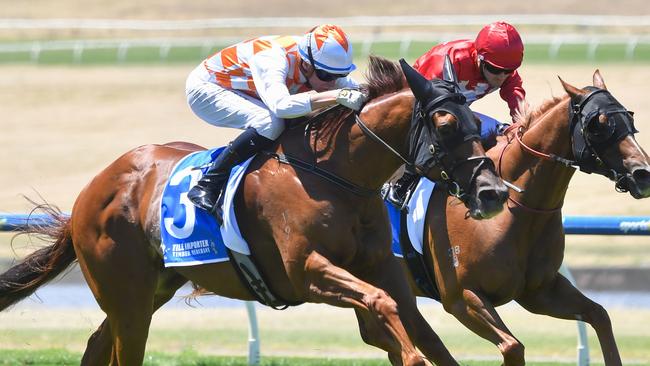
[298,24,356,75]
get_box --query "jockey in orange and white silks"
[185,24,365,220]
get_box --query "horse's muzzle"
[628,167,650,199]
[467,175,509,219]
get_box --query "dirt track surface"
[1,63,649,216]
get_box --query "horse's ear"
[442,54,459,85]
[593,69,607,90]
[558,76,583,98]
[400,58,432,101]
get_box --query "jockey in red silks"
[386,21,527,208]
[185,24,365,220]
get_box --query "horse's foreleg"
[517,274,622,366]
[369,256,459,366]
[443,289,524,366]
[303,251,428,366]
[355,309,404,363]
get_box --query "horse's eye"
[586,118,601,134]
[586,113,615,142]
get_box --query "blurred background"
[0,1,649,365]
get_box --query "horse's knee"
[402,353,428,366]
[584,302,612,328]
[443,297,468,317]
[500,339,525,366]
[364,289,398,317]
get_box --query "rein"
[270,80,491,201]
[354,114,410,166]
[515,126,580,169]
[266,151,378,197]
[497,123,563,214]
[267,107,379,198]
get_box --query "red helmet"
[475,21,524,70]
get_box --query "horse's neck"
[328,89,416,190]
[501,97,576,211]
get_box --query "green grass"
[2,41,650,65]
[0,349,597,366]
[1,305,649,364]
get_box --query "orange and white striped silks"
[202,36,310,97]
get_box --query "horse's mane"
[312,55,405,124]
[308,55,406,146]
[363,55,406,100]
[514,95,566,129]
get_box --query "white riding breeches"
[185,65,285,140]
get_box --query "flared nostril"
[478,189,499,203]
[632,168,650,184]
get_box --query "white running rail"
[2,15,650,30]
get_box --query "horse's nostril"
[632,168,650,184]
[478,189,499,202]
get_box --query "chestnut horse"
[399,71,650,366]
[0,56,508,365]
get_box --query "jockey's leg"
[474,112,507,149]
[188,127,273,218]
[186,82,281,219]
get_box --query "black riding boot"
[188,127,274,220]
[386,169,418,209]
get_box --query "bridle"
[499,86,638,212]
[357,86,493,203]
[269,86,493,202]
[567,87,638,192]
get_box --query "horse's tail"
[0,204,76,311]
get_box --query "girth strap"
[398,211,441,301]
[227,248,303,310]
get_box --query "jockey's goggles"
[482,60,514,75]
[314,68,348,82]
[306,35,349,82]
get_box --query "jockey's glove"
[336,88,367,111]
